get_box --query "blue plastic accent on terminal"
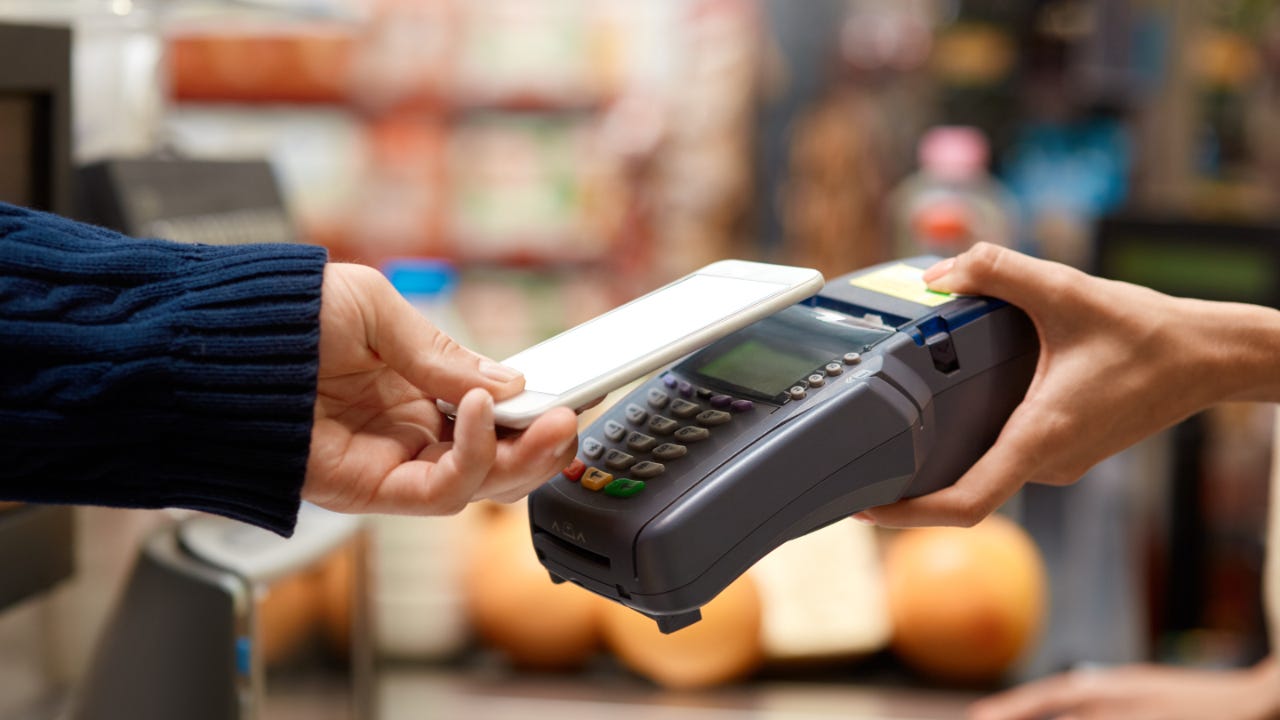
[906,297,1010,345]
[941,297,1009,330]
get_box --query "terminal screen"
[697,339,830,396]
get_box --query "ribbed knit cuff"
[0,204,327,536]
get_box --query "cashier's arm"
[302,264,579,516]
[859,242,1280,528]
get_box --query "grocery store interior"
[0,1,1278,718]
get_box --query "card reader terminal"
[528,257,1039,633]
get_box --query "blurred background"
[0,0,1277,718]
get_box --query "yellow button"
[581,467,613,492]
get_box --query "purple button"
[662,374,678,388]
[730,399,754,413]
[710,394,732,409]
[677,381,693,397]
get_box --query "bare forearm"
[1199,300,1280,405]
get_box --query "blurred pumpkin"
[599,574,763,690]
[317,543,358,657]
[256,570,321,666]
[883,514,1047,684]
[463,504,602,670]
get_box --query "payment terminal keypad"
[651,443,687,460]
[669,399,701,418]
[604,478,646,498]
[674,426,710,443]
[646,389,670,409]
[582,437,605,459]
[630,461,665,479]
[562,458,586,481]
[624,404,648,425]
[626,432,658,452]
[647,416,679,435]
[604,449,636,470]
[560,344,851,502]
[695,410,731,426]
[560,373,765,502]
[604,420,626,441]
[581,467,612,491]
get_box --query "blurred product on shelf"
[650,0,761,281]
[463,504,602,671]
[883,514,1047,684]
[751,518,892,664]
[343,116,448,262]
[450,0,619,110]
[1191,403,1276,663]
[780,88,890,280]
[1003,118,1131,269]
[600,571,763,690]
[455,266,616,362]
[838,0,935,73]
[168,26,356,105]
[383,257,469,343]
[932,22,1018,88]
[446,116,594,262]
[349,0,453,115]
[889,126,1016,258]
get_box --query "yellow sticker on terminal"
[848,263,955,307]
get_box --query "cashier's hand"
[301,264,578,515]
[858,242,1280,528]
[967,658,1280,720]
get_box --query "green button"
[604,478,646,498]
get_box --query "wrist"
[1199,301,1280,405]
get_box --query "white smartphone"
[439,260,825,429]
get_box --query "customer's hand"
[968,658,1280,720]
[303,264,578,515]
[859,242,1280,527]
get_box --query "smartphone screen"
[507,274,796,396]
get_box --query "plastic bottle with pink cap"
[890,126,1017,258]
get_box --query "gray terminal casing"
[528,257,1038,632]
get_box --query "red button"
[562,458,586,482]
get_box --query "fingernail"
[473,389,495,428]
[553,439,574,457]
[480,359,521,383]
[922,257,956,284]
[852,512,876,525]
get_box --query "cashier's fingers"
[477,407,579,503]
[378,388,498,514]
[967,671,1100,720]
[857,408,1057,527]
[924,242,1080,316]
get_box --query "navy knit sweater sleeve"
[0,203,328,536]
